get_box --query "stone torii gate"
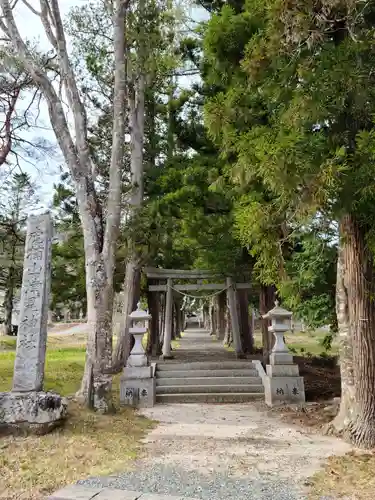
[144,267,251,359]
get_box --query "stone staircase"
[155,360,264,403]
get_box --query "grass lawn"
[0,335,154,499]
[224,328,338,359]
[252,328,338,357]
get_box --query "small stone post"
[120,303,156,408]
[0,213,68,434]
[262,301,305,406]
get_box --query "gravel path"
[79,403,351,499]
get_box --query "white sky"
[8,0,206,208]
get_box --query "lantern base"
[270,352,294,365]
[266,364,299,377]
[120,376,156,408]
[264,376,305,407]
[123,365,152,379]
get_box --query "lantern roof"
[262,300,292,319]
[129,302,151,320]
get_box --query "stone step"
[156,392,264,404]
[157,361,255,371]
[156,376,262,387]
[156,384,264,394]
[156,369,259,378]
[48,485,200,499]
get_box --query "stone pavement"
[48,485,199,499]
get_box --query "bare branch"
[20,0,41,16]
[0,0,82,177]
[0,86,20,165]
[40,0,58,49]
[103,0,127,265]
[49,0,89,166]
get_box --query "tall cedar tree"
[204,0,375,447]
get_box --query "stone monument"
[0,213,68,434]
[120,303,156,408]
[263,301,305,406]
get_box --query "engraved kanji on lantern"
[127,303,151,367]
[262,300,293,354]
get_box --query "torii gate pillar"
[161,278,173,359]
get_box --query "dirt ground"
[296,355,340,401]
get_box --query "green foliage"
[51,173,86,311]
[321,334,333,352]
[201,0,375,327]
[279,229,337,329]
[0,172,38,305]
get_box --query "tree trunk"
[1,0,128,412]
[113,51,146,368]
[217,292,226,340]
[259,284,276,363]
[77,0,127,409]
[171,301,176,341]
[174,299,182,339]
[77,247,114,412]
[159,293,165,344]
[226,278,243,356]
[4,265,15,336]
[210,298,216,336]
[327,227,355,435]
[203,303,210,331]
[331,214,375,448]
[223,304,232,346]
[238,289,253,354]
[112,259,140,369]
[147,287,161,357]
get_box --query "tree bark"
[223,302,232,346]
[203,304,210,330]
[174,298,182,339]
[76,0,127,410]
[217,291,226,340]
[330,214,375,448]
[259,284,276,363]
[147,287,161,357]
[238,289,253,354]
[159,292,165,344]
[113,1,147,367]
[171,301,176,341]
[3,265,15,336]
[327,226,355,435]
[210,298,216,336]
[226,278,243,356]
[0,0,128,411]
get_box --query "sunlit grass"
[310,452,375,500]
[0,335,154,499]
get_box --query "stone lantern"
[262,301,305,406]
[263,300,293,365]
[120,303,156,408]
[127,303,151,368]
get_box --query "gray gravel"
[77,400,351,500]
[77,330,350,500]
[78,463,304,499]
